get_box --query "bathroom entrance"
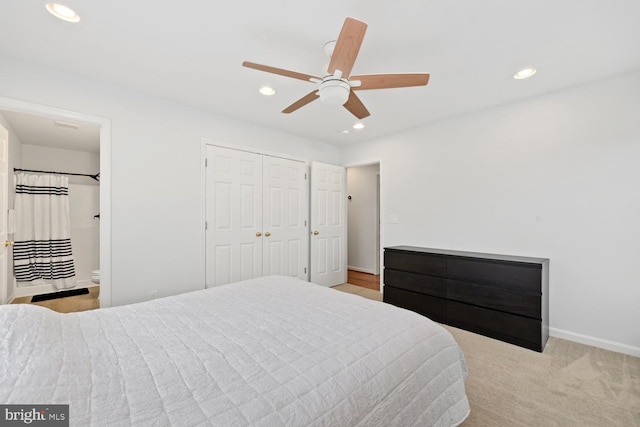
[0,100,108,306]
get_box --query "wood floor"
[347,270,380,291]
[11,286,100,313]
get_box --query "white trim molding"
[347,266,378,275]
[549,327,640,358]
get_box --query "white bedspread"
[0,276,469,426]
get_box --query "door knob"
[256,232,262,237]
[313,230,319,235]
[4,241,14,247]
[265,232,271,237]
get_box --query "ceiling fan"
[242,17,430,119]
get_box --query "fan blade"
[343,91,370,119]
[282,91,319,114]
[242,61,320,82]
[351,73,430,90]
[327,18,367,79]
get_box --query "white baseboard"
[347,266,378,275]
[14,283,58,298]
[76,279,94,288]
[549,327,640,358]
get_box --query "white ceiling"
[0,109,100,153]
[1,0,639,146]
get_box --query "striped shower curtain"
[13,173,77,289]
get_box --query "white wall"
[342,70,640,356]
[21,144,99,183]
[347,164,379,274]
[0,56,342,306]
[68,184,100,286]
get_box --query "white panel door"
[310,162,346,287]
[262,155,308,279]
[0,124,7,304]
[205,146,262,287]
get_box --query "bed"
[0,275,470,426]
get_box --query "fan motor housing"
[319,78,350,106]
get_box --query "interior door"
[0,124,8,304]
[262,155,308,279]
[205,146,263,287]
[310,162,347,287]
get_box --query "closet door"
[262,156,308,280]
[205,146,263,287]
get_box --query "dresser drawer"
[447,257,541,293]
[384,286,446,323]
[384,250,446,277]
[383,246,548,352]
[447,279,541,319]
[447,301,541,350]
[384,268,446,298]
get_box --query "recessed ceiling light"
[513,67,537,80]
[340,130,350,135]
[46,3,80,23]
[259,86,276,96]
[353,123,365,130]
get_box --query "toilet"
[91,269,100,284]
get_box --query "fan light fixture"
[513,67,537,80]
[242,17,431,119]
[353,123,365,130]
[46,3,80,23]
[319,79,350,106]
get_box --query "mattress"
[0,275,470,426]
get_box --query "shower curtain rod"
[14,168,100,182]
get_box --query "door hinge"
[304,173,307,180]
[304,220,307,227]
[205,221,208,230]
[205,158,208,167]
[304,267,307,274]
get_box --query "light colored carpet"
[333,282,383,302]
[11,286,100,313]
[334,282,640,427]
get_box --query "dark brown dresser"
[383,246,549,352]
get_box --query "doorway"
[346,163,381,291]
[0,96,111,306]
